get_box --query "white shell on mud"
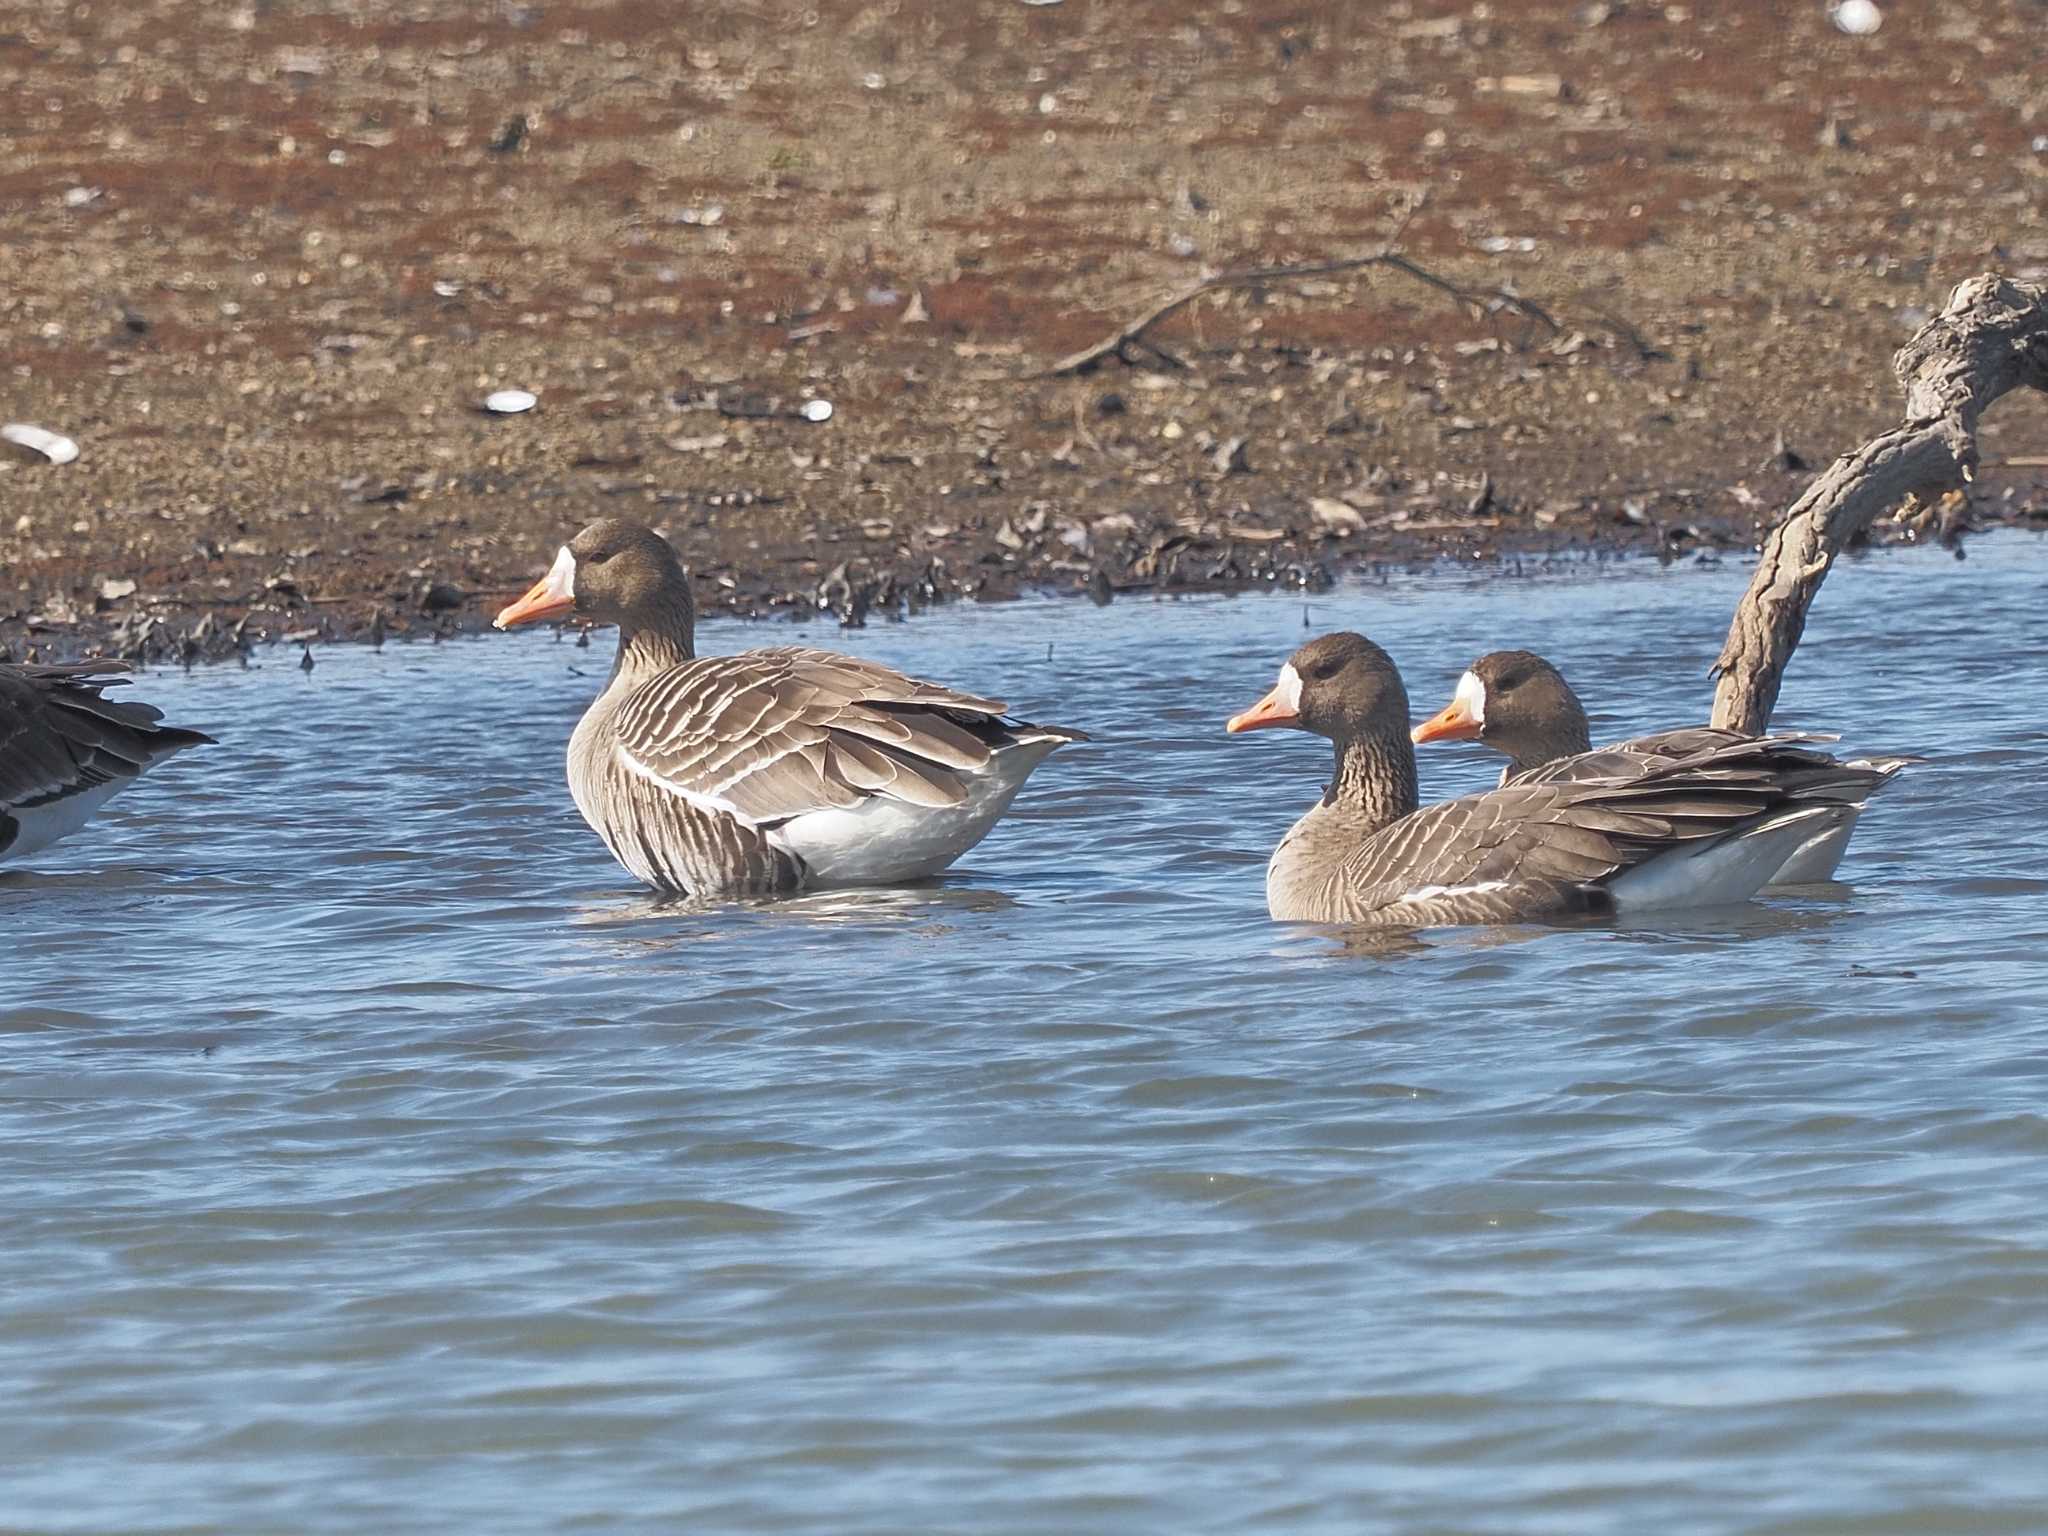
[2,423,81,464]
[483,389,538,415]
[798,399,834,424]
[1830,0,1881,34]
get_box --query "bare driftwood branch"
[1710,274,2048,734]
[1022,240,1561,381]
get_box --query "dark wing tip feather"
[10,660,137,685]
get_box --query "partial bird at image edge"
[0,661,214,866]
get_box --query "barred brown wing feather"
[767,647,1008,716]
[836,738,967,807]
[1340,786,1628,905]
[1316,802,1589,924]
[1334,752,1841,919]
[1514,729,1850,787]
[1509,728,1733,784]
[610,648,1017,828]
[825,735,899,794]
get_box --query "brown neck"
[607,589,696,690]
[1324,721,1419,834]
[1495,714,1592,777]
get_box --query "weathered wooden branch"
[1710,274,2048,734]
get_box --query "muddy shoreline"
[3,481,2039,669]
[4,0,2045,663]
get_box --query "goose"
[493,519,1085,896]
[1,661,214,866]
[1410,649,1910,883]
[1225,632,1900,927]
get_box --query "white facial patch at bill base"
[1454,668,1486,727]
[1273,663,1304,714]
[543,545,577,602]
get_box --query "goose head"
[1410,649,1591,768]
[1226,631,1411,743]
[493,519,695,637]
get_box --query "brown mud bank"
[3,0,2046,662]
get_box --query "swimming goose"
[1226,632,1895,927]
[494,519,1084,896]
[1410,649,1910,883]
[1,661,214,865]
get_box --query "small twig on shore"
[1017,197,1563,381]
[1572,295,1671,362]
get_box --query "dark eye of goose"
[1308,657,1344,682]
[585,549,613,565]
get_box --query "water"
[6,535,2048,1533]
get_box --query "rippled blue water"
[6,535,2048,1533]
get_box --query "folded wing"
[1337,734,1899,925]
[0,662,214,812]
[609,646,1073,827]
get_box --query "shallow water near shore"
[6,536,2048,1532]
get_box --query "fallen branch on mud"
[1022,212,1563,380]
[1709,274,2048,735]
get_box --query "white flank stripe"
[1394,878,1510,905]
[614,745,753,823]
[707,738,808,799]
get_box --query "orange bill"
[1411,696,1481,744]
[493,547,576,629]
[1226,685,1300,734]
